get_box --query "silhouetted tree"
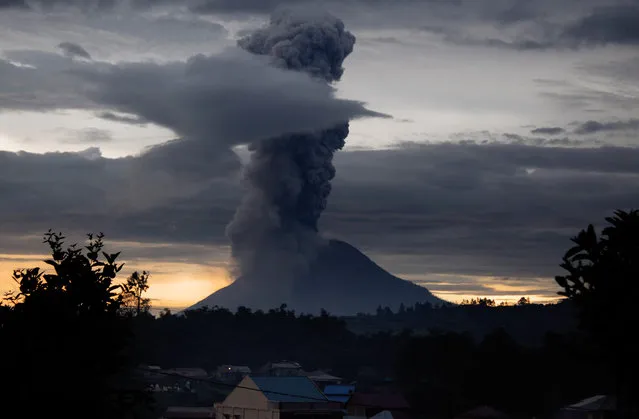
[517,297,531,306]
[0,231,151,419]
[555,209,639,418]
[398,302,406,315]
[123,270,151,316]
[461,298,496,307]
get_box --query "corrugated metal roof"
[324,384,354,404]
[251,376,328,403]
[307,371,342,381]
[324,385,355,395]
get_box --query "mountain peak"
[189,239,443,315]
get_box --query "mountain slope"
[190,239,443,315]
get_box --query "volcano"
[190,239,443,315]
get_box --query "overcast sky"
[1,0,638,309]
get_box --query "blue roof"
[251,376,328,403]
[323,384,355,404]
[323,385,355,395]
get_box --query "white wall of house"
[215,377,279,419]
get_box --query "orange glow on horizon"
[402,273,562,306]
[433,292,561,306]
[0,254,232,311]
[1,253,561,311]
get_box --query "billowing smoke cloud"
[237,11,354,83]
[226,10,356,292]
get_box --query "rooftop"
[324,384,355,404]
[306,370,342,381]
[251,376,328,403]
[324,384,355,395]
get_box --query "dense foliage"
[0,232,151,419]
[555,209,639,418]
[345,299,576,346]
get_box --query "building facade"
[215,376,343,419]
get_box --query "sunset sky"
[1,0,638,310]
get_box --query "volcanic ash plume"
[226,11,356,293]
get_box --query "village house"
[215,376,343,419]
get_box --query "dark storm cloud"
[192,0,290,14]
[58,42,92,60]
[562,4,639,46]
[393,1,639,50]
[77,51,381,147]
[0,0,26,8]
[2,0,165,11]
[3,142,639,281]
[1,48,380,144]
[133,137,240,182]
[531,127,565,135]
[573,119,639,135]
[5,0,637,51]
[324,142,639,278]
[493,0,540,24]
[0,146,240,254]
[187,0,639,50]
[487,2,639,49]
[190,0,458,14]
[0,52,93,112]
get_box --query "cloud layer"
[3,141,639,286]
